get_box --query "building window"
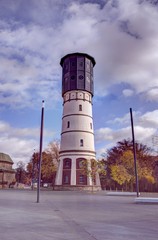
[79,175,84,184]
[76,158,86,169]
[65,160,71,168]
[67,121,70,128]
[63,158,71,169]
[64,175,69,184]
[80,139,83,147]
[90,123,92,129]
[71,75,75,80]
[79,160,84,168]
[79,104,82,111]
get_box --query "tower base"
[54,185,101,191]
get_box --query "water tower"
[54,52,101,190]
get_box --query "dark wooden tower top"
[60,52,96,96]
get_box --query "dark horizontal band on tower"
[0,169,15,173]
[59,149,96,154]
[62,113,93,120]
[0,161,13,165]
[61,130,94,135]
[63,98,92,105]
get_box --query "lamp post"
[37,100,45,203]
[130,108,139,197]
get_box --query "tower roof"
[60,52,96,67]
[0,152,14,164]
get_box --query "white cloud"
[95,127,114,142]
[139,110,158,128]
[95,125,156,155]
[95,109,158,156]
[0,136,37,166]
[0,17,63,108]
[146,88,158,102]
[107,111,140,126]
[0,120,54,166]
[0,121,54,138]
[95,126,131,143]
[107,110,158,129]
[122,89,134,97]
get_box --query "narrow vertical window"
[64,175,69,184]
[79,104,82,111]
[67,121,70,128]
[79,175,84,184]
[80,139,83,147]
[90,123,92,129]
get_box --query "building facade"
[0,152,16,188]
[55,52,101,190]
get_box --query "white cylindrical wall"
[55,90,99,187]
[60,90,95,153]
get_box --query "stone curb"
[135,197,158,204]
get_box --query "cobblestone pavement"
[0,190,158,240]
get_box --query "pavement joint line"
[54,208,98,240]
[41,200,99,240]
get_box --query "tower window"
[79,75,84,80]
[79,175,85,184]
[80,139,84,147]
[79,104,82,111]
[64,175,69,184]
[67,121,70,128]
[70,75,76,90]
[65,160,70,168]
[63,158,71,169]
[90,123,92,129]
[71,75,75,80]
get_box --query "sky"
[1,0,158,167]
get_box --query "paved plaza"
[0,190,158,240]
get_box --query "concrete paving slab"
[0,190,158,240]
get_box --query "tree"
[46,140,60,167]
[41,152,57,185]
[110,150,136,191]
[15,161,28,184]
[80,158,106,191]
[110,164,131,186]
[27,152,39,187]
[107,139,151,164]
[104,139,156,192]
[26,151,57,188]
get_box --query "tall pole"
[130,108,139,197]
[32,149,35,190]
[37,100,45,203]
